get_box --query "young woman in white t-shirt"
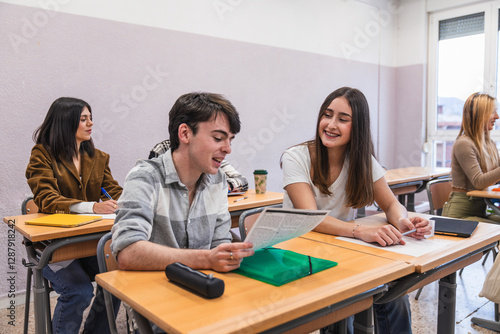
[282,87,431,245]
[282,87,431,334]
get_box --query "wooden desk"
[467,186,500,216]
[384,167,451,211]
[4,192,283,334]
[3,214,114,334]
[96,237,413,334]
[228,189,283,227]
[384,167,451,186]
[301,212,500,334]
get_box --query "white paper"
[79,213,116,220]
[244,208,329,250]
[336,235,456,257]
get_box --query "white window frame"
[426,1,500,167]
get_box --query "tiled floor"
[2,256,499,334]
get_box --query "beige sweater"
[451,136,500,191]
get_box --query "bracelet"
[352,224,361,238]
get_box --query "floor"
[1,255,499,334]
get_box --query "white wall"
[0,0,418,304]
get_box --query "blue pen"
[101,188,113,200]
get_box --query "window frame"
[426,1,500,167]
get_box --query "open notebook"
[25,214,102,228]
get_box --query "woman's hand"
[354,224,405,246]
[396,216,431,239]
[93,200,118,214]
[207,242,254,272]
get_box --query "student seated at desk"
[281,87,431,334]
[149,139,248,192]
[25,97,122,334]
[442,92,500,223]
[111,93,254,275]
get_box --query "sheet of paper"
[79,213,116,220]
[335,235,456,257]
[244,208,329,251]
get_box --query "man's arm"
[117,240,254,272]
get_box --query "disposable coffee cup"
[253,170,268,194]
[425,219,435,239]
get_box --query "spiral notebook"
[25,214,102,228]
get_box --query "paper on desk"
[79,213,116,220]
[336,235,456,257]
[244,208,329,251]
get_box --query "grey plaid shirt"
[111,149,232,257]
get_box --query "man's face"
[187,114,235,175]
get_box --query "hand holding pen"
[92,188,118,214]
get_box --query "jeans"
[42,256,120,334]
[373,295,412,334]
[321,295,411,334]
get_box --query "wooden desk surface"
[467,186,500,199]
[385,167,451,186]
[227,189,283,212]
[3,214,114,242]
[302,212,500,273]
[3,191,283,242]
[96,237,413,334]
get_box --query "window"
[427,2,500,167]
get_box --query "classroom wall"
[0,0,422,302]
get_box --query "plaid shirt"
[111,149,232,256]
[149,139,248,192]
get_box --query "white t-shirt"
[282,144,386,221]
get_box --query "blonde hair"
[458,92,498,171]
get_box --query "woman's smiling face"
[318,96,353,150]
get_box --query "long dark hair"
[311,87,374,208]
[33,97,95,162]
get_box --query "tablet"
[433,217,479,238]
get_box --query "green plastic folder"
[234,247,337,286]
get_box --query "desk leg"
[406,193,415,212]
[437,272,457,334]
[485,198,500,216]
[33,268,47,334]
[132,310,154,334]
[354,306,374,334]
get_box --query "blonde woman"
[443,92,500,223]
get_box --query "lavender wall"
[0,2,425,303]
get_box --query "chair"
[20,196,54,334]
[96,232,120,334]
[97,232,136,334]
[21,196,39,215]
[414,178,452,300]
[238,207,265,240]
[426,177,452,216]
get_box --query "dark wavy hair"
[311,87,375,208]
[33,97,95,162]
[168,92,241,152]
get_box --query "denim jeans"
[42,256,120,334]
[321,295,411,334]
[374,295,412,334]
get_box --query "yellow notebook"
[25,214,102,228]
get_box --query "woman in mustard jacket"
[26,97,122,334]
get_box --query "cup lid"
[253,169,268,174]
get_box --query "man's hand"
[207,242,254,272]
